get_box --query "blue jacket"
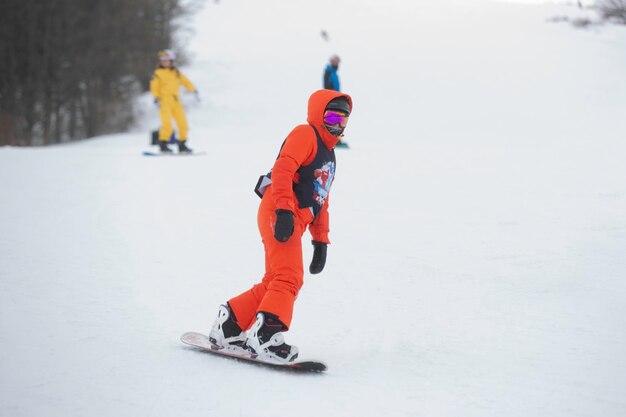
[323,64,340,91]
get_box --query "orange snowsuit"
[228,89,353,330]
[150,67,196,141]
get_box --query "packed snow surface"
[1,0,625,416]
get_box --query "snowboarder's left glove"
[309,241,327,274]
[193,91,201,102]
[274,209,294,242]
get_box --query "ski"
[180,332,327,372]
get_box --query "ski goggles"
[323,111,349,128]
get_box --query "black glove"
[309,241,327,274]
[274,209,294,242]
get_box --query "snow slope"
[2,1,626,416]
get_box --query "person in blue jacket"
[323,54,341,91]
[322,54,349,147]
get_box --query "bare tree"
[597,0,626,23]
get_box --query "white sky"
[489,0,594,4]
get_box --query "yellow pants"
[159,97,188,141]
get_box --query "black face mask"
[326,125,344,137]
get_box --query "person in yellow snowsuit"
[150,49,198,153]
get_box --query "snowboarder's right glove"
[153,98,159,107]
[274,209,294,242]
[309,241,327,274]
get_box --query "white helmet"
[158,49,176,61]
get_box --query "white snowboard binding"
[246,313,299,364]
[208,304,248,355]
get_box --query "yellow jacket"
[150,67,195,100]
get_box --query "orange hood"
[307,89,353,149]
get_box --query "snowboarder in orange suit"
[208,89,353,363]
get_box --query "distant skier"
[323,54,341,91]
[150,49,198,154]
[208,89,353,364]
[322,55,349,148]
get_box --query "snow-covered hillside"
[2,1,625,416]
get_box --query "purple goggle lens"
[323,111,349,127]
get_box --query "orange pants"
[228,192,306,330]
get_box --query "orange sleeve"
[271,125,316,212]
[309,196,330,244]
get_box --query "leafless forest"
[0,0,194,146]
[597,0,626,22]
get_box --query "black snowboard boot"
[246,312,298,363]
[178,140,192,154]
[159,141,173,153]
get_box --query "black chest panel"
[293,126,336,218]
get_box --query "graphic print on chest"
[312,161,335,207]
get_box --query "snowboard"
[142,151,207,157]
[180,331,327,372]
